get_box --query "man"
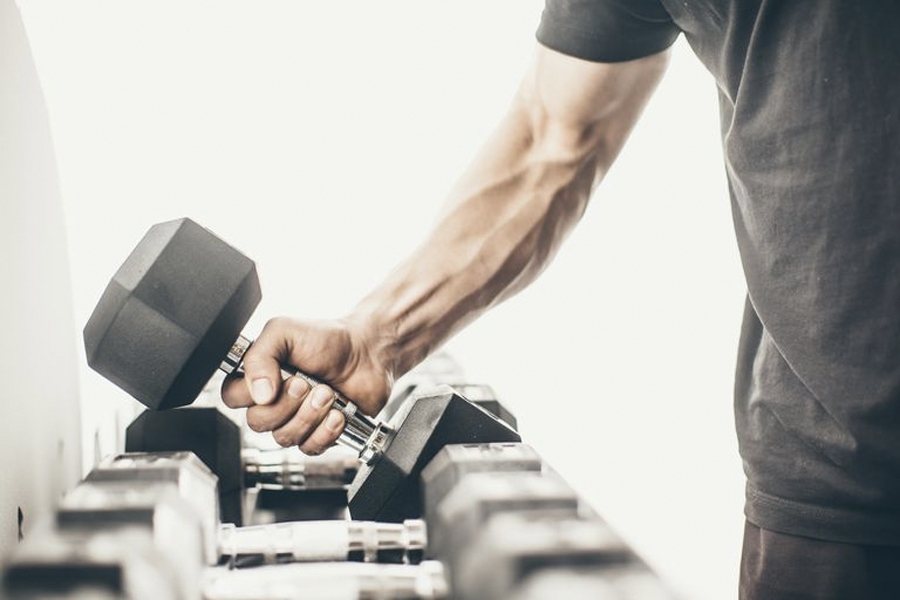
[223,1,900,597]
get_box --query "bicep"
[517,43,671,171]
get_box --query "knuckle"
[293,381,312,402]
[301,428,337,457]
[325,429,342,447]
[308,384,335,411]
[262,316,289,335]
[246,412,266,433]
[300,441,323,456]
[241,352,269,372]
[272,429,295,448]
[276,418,314,448]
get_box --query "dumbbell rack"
[0,358,676,600]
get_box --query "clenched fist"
[221,317,394,455]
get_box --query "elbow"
[514,93,615,180]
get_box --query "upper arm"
[516,43,671,174]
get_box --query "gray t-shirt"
[538,0,900,545]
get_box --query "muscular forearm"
[351,92,611,378]
[350,48,669,381]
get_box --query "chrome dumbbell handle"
[241,448,358,490]
[220,334,386,456]
[217,519,427,563]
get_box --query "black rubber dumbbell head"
[348,387,522,522]
[84,218,260,410]
[125,407,244,525]
[382,383,518,431]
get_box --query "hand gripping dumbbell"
[86,451,427,567]
[84,218,520,521]
[125,405,357,524]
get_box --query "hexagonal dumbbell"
[452,512,671,600]
[427,471,583,566]
[2,526,182,600]
[85,450,220,564]
[86,452,427,567]
[446,384,518,431]
[346,386,521,522]
[381,353,518,430]
[419,442,543,533]
[124,406,356,525]
[56,481,206,600]
[85,218,520,522]
[384,382,518,431]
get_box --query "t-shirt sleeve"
[536,0,681,63]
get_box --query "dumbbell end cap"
[84,218,261,410]
[403,519,428,551]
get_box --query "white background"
[17,2,747,598]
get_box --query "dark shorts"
[740,521,900,600]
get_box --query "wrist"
[341,307,402,384]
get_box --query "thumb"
[242,323,289,405]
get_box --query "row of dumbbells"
[122,373,519,528]
[0,354,484,598]
[122,376,671,600]
[2,443,672,600]
[2,446,442,600]
[0,351,496,599]
[2,404,674,599]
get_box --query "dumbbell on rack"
[4,507,442,600]
[3,457,442,600]
[83,452,427,568]
[382,352,518,430]
[420,442,561,561]
[419,442,543,529]
[125,406,357,524]
[428,472,583,568]
[453,513,656,600]
[384,381,518,432]
[56,481,206,600]
[506,565,674,600]
[84,218,520,522]
[445,384,517,431]
[418,443,674,599]
[203,561,448,600]
[2,526,182,600]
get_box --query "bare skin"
[221,43,670,455]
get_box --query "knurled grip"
[220,334,380,455]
